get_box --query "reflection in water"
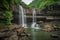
[19,6,42,40]
[31,9,36,40]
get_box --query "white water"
[23,9,28,28]
[19,6,40,40]
[31,9,41,40]
[19,5,24,27]
[31,9,36,40]
[19,5,27,28]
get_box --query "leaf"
[3,0,9,10]
[29,0,60,9]
[15,0,21,4]
[4,10,12,25]
[10,0,15,5]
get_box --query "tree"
[0,0,28,25]
[29,0,60,9]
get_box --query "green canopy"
[0,0,29,10]
[29,0,60,9]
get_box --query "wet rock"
[0,24,29,40]
[7,35,18,40]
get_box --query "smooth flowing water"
[31,9,36,40]
[19,6,41,40]
[31,9,41,40]
[19,5,27,28]
[24,9,28,28]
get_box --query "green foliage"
[29,0,60,9]
[20,2,29,9]
[10,0,15,5]
[0,0,28,25]
[2,0,13,25]
[3,0,9,10]
[4,10,12,25]
[2,0,22,10]
[15,0,21,4]
[1,0,28,10]
[0,0,17,25]
[38,0,55,9]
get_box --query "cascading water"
[31,9,36,29]
[31,8,36,40]
[19,5,24,27]
[31,8,41,40]
[24,9,28,28]
[19,5,27,28]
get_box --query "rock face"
[43,24,54,32]
[0,24,29,40]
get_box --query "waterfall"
[24,9,28,28]
[19,5,27,28]
[19,5,22,25]
[19,5,24,27]
[31,9,41,40]
[31,8,36,40]
[32,8,36,23]
[31,8,36,28]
